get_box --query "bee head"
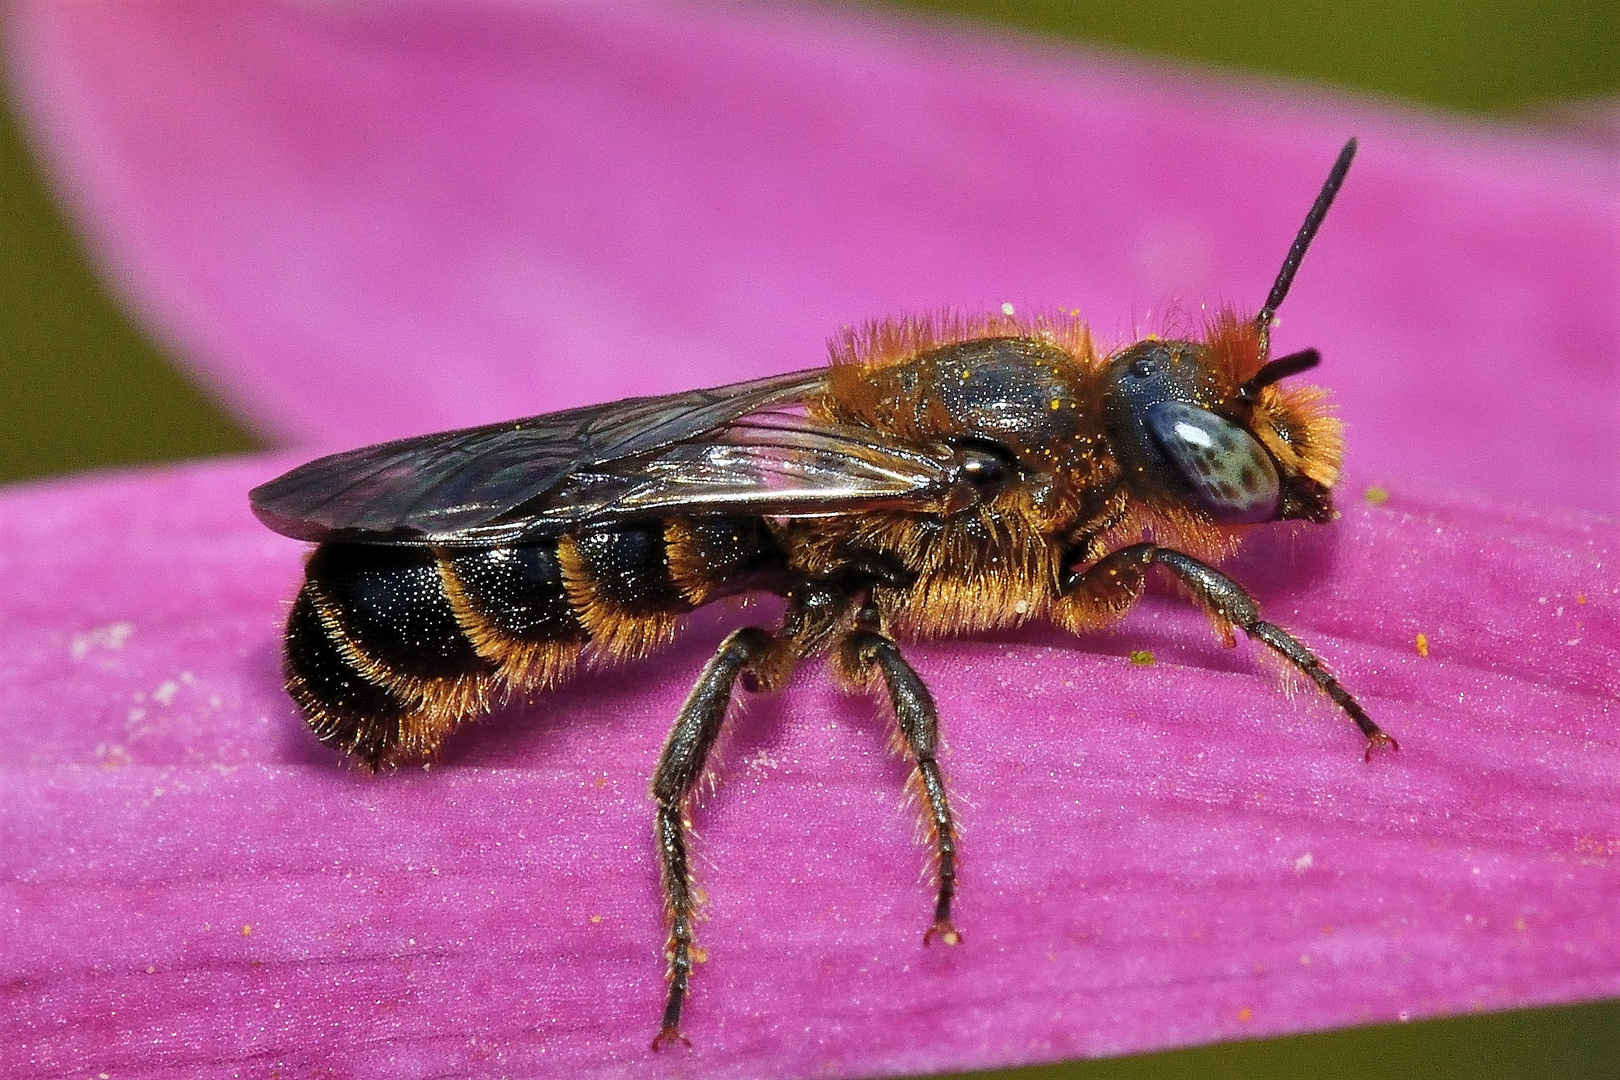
[1103,137,1357,527]
[1102,334,1341,524]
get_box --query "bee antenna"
[1255,138,1357,354]
[1238,348,1320,404]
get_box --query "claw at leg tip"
[1364,731,1400,761]
[924,919,962,947]
[651,1026,692,1051]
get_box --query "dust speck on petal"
[69,622,134,660]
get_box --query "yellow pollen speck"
[1129,650,1155,666]
[961,369,972,379]
[1577,594,1587,605]
[1050,398,1062,410]
[1001,302,1016,316]
[590,914,603,924]
[1365,486,1390,505]
[241,924,253,936]
[1237,1007,1253,1023]
[1415,633,1430,658]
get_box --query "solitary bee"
[251,139,1394,1048]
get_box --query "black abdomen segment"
[285,586,410,764]
[287,542,497,765]
[283,518,786,767]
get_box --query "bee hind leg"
[649,626,782,1050]
[837,607,962,948]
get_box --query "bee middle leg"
[650,625,782,1050]
[838,607,962,947]
[1062,544,1397,758]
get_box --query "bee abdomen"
[285,518,787,766]
[665,517,787,604]
[556,523,698,660]
[441,542,591,689]
[446,517,783,676]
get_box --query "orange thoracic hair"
[781,310,1343,639]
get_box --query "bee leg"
[649,626,778,1051]
[838,609,962,948]
[1149,547,1398,760]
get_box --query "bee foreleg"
[838,616,962,948]
[1148,548,1398,760]
[649,626,778,1050]
[1054,543,1158,629]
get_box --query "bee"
[251,138,1394,1048]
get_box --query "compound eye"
[1144,401,1280,523]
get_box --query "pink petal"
[3,459,1618,1078]
[8,1,1618,515]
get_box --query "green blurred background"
[2,2,1617,1077]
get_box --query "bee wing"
[513,412,973,540]
[251,369,974,545]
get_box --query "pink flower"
[3,3,1616,1078]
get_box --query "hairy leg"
[1062,543,1397,758]
[839,608,962,946]
[649,626,777,1050]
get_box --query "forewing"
[250,370,971,544]
[250,369,826,542]
[510,413,971,539]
